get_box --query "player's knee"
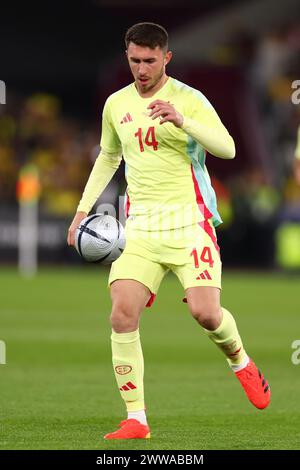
[189,301,222,330]
[110,302,139,332]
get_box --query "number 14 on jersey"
[134,127,158,152]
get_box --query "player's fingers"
[151,110,164,120]
[150,109,161,119]
[149,102,172,116]
[159,113,173,124]
[147,102,158,110]
[148,104,164,116]
[151,112,168,120]
[151,107,170,120]
[147,99,167,109]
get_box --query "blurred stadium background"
[1,0,300,450]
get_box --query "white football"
[75,213,125,264]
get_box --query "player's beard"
[137,66,165,94]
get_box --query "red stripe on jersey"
[200,273,206,280]
[126,112,133,122]
[191,165,220,254]
[121,385,130,391]
[199,220,220,254]
[191,165,213,220]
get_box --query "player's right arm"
[67,149,122,245]
[67,98,122,246]
[67,210,88,246]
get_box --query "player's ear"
[164,50,172,66]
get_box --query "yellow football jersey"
[100,77,227,231]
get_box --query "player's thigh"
[110,279,148,332]
[110,279,152,313]
[185,285,221,319]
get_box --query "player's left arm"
[148,99,235,159]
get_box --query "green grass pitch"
[1,267,300,450]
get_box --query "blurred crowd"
[252,24,300,197]
[0,93,99,215]
[200,20,300,224]
[209,20,300,268]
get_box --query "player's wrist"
[179,114,189,130]
[70,211,88,228]
[76,211,88,217]
[75,208,88,218]
[175,112,184,128]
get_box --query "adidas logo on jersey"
[196,270,212,280]
[120,112,133,124]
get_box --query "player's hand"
[67,211,87,246]
[147,100,183,128]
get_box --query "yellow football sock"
[204,307,248,366]
[111,329,145,412]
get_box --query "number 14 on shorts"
[190,247,214,268]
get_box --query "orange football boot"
[235,358,271,409]
[104,419,151,440]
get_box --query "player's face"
[126,43,172,95]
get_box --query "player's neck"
[135,74,169,98]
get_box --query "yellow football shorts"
[108,220,222,307]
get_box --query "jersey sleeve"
[100,98,122,154]
[76,149,122,214]
[181,92,235,159]
[192,93,223,127]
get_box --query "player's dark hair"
[125,22,168,51]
